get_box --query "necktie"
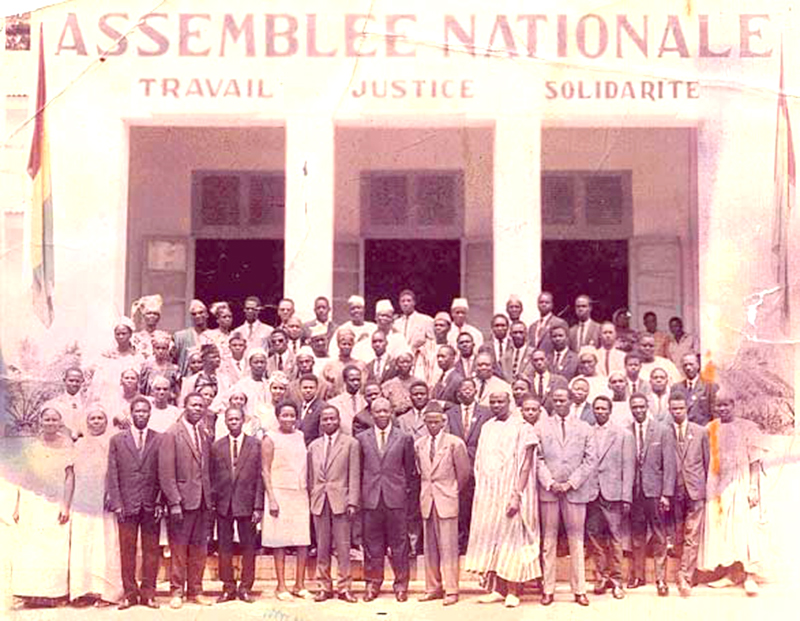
[637,423,645,465]
[351,393,358,415]
[605,349,611,375]
[579,323,585,347]
[324,435,333,469]
[193,423,201,454]
[277,354,283,371]
[497,339,504,360]
[375,356,382,378]
[479,379,486,400]
[232,437,239,468]
[292,340,298,354]
[512,348,520,377]
[463,405,471,435]
[138,429,145,454]
[537,374,545,400]
[429,435,436,462]
[556,350,563,368]
[379,430,386,453]
[678,424,685,445]
[561,418,566,441]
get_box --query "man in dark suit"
[628,393,676,596]
[453,332,477,379]
[679,353,717,425]
[173,300,209,377]
[667,392,709,597]
[570,295,602,352]
[308,405,360,603]
[446,378,493,553]
[365,330,396,385]
[296,373,326,445]
[159,392,215,609]
[210,407,263,604]
[107,397,163,610]
[357,397,417,602]
[538,388,597,607]
[266,328,296,377]
[431,345,464,404]
[489,314,511,376]
[528,349,569,413]
[528,292,569,356]
[353,381,381,435]
[585,395,634,599]
[548,325,579,381]
[503,321,535,381]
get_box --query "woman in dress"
[11,407,75,607]
[89,318,144,404]
[206,302,235,364]
[130,294,163,359]
[139,330,180,401]
[68,408,124,606]
[259,371,290,433]
[261,401,312,601]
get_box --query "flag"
[28,24,54,328]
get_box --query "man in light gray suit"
[585,395,635,599]
[414,405,470,606]
[538,388,598,607]
[667,391,709,597]
[307,405,360,603]
[628,393,676,596]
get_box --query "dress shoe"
[117,597,137,610]
[395,590,408,602]
[186,594,214,606]
[443,595,459,606]
[238,590,257,604]
[575,594,590,606]
[314,591,333,602]
[656,581,669,597]
[417,592,444,602]
[169,596,183,609]
[744,578,760,597]
[363,588,379,602]
[611,586,625,600]
[504,594,520,608]
[541,593,554,606]
[338,591,358,603]
[594,579,608,595]
[627,577,645,589]
[141,598,160,609]
[217,592,237,604]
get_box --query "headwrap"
[131,294,164,331]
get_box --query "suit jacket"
[453,356,475,380]
[234,319,273,349]
[397,408,431,440]
[431,368,464,404]
[267,350,296,378]
[357,425,417,510]
[569,319,602,352]
[446,402,493,465]
[547,349,579,381]
[586,423,635,503]
[366,354,397,385]
[630,420,677,498]
[307,432,360,515]
[297,398,326,445]
[210,434,264,516]
[173,327,202,377]
[538,415,598,504]
[414,432,470,519]
[107,429,162,516]
[528,315,569,356]
[671,421,709,501]
[501,344,535,382]
[158,419,213,511]
[526,371,569,413]
[353,407,374,435]
[677,379,718,426]
[474,375,513,407]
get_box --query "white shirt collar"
[375,422,392,441]
[325,430,339,445]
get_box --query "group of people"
[6,288,767,609]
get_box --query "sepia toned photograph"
[0,0,798,618]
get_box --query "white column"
[284,117,334,321]
[493,116,542,324]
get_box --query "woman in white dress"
[259,371,290,434]
[261,401,312,601]
[68,409,124,606]
[11,408,75,607]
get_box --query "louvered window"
[192,171,285,234]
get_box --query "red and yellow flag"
[27,23,54,327]
[773,39,795,330]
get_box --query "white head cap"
[375,299,394,314]
[348,295,365,307]
[451,297,469,310]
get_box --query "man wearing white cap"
[131,294,164,359]
[394,289,434,348]
[329,295,377,359]
[308,324,333,376]
[446,298,484,350]
[174,300,210,377]
[354,300,406,364]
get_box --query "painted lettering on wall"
[138,77,274,98]
[545,80,700,100]
[55,12,773,60]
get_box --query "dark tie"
[232,437,239,468]
[277,354,283,371]
[138,429,145,454]
[579,323,585,347]
[637,423,645,465]
[193,423,201,454]
[324,435,333,470]
[512,348,521,377]
[537,374,545,400]
[375,356,382,377]
[463,405,471,435]
[561,418,566,441]
[497,340,504,360]
[479,379,486,400]
[429,435,436,462]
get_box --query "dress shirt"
[230,433,242,466]
[183,417,202,452]
[634,419,649,460]
[323,431,339,466]
[374,422,393,451]
[460,402,473,435]
[674,420,688,444]
[136,427,148,452]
